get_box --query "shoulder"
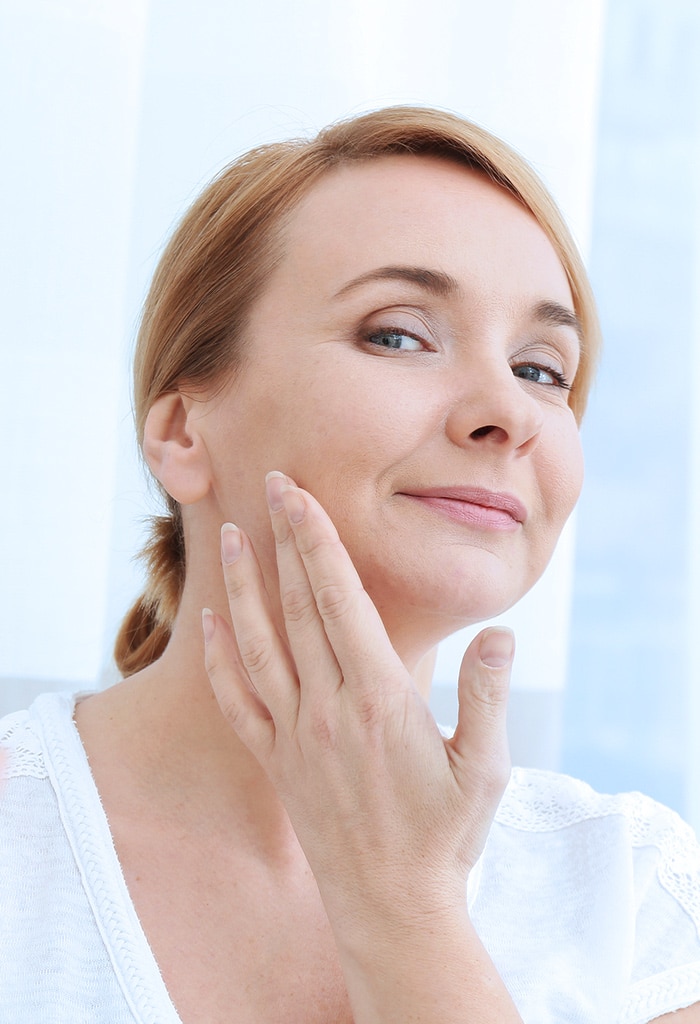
[1,704,48,782]
[506,770,700,1018]
[0,693,83,845]
[478,769,700,1022]
[495,766,700,904]
[497,766,695,844]
[1,691,84,783]
[0,690,97,833]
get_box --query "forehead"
[271,154,572,309]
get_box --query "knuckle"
[356,696,382,728]
[470,673,509,717]
[351,688,389,730]
[295,528,338,560]
[203,646,219,680]
[237,632,274,676]
[314,581,355,622]
[473,750,511,804]
[216,692,245,731]
[305,704,339,751]
[280,582,316,625]
[224,571,247,604]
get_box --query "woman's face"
[197,155,584,657]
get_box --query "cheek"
[541,421,584,523]
[291,372,411,470]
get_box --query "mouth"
[398,487,527,530]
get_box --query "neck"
[76,588,438,856]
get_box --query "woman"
[2,107,699,1023]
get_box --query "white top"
[1,691,700,1024]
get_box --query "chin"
[367,561,535,643]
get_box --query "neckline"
[33,690,182,1024]
[31,688,485,1014]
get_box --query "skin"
[74,156,700,1023]
[183,156,585,668]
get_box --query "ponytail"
[114,504,185,677]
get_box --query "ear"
[143,392,211,505]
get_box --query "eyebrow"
[333,265,460,300]
[532,300,583,341]
[333,264,583,341]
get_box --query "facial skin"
[188,155,584,667]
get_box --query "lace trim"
[624,964,700,1023]
[0,709,48,780]
[499,767,700,937]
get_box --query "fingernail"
[265,471,287,512]
[201,607,215,642]
[221,523,242,564]
[479,628,515,668]
[282,485,305,524]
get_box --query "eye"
[366,329,424,352]
[512,362,571,390]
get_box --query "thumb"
[451,627,514,793]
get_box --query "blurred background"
[2,0,700,826]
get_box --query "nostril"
[470,424,497,439]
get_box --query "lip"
[399,487,527,530]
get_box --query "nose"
[445,369,544,457]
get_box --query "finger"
[266,472,344,696]
[279,483,407,694]
[219,521,300,726]
[449,627,514,800]
[202,608,276,758]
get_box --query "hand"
[202,472,514,925]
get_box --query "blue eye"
[367,329,424,352]
[512,363,571,389]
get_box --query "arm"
[203,473,522,1023]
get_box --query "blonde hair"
[115,105,602,677]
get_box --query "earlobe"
[143,393,211,505]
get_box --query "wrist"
[329,906,523,1024]
[320,874,471,965]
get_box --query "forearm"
[332,904,523,1024]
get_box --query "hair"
[114,104,602,677]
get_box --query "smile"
[399,487,526,531]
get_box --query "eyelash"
[363,326,572,390]
[512,363,572,390]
